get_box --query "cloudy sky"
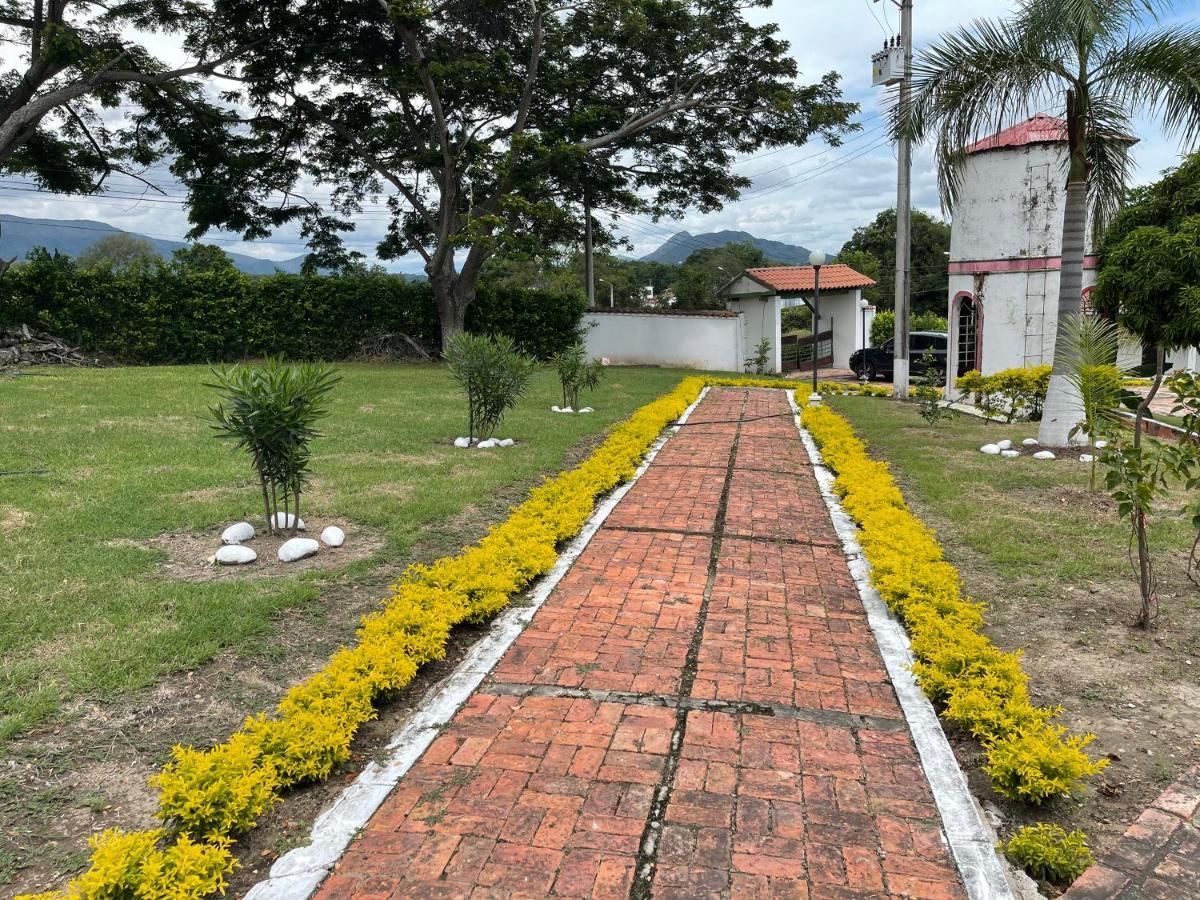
[3,0,1199,270]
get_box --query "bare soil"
[111,518,385,582]
[2,434,609,898]
[907,485,1200,895]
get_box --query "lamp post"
[598,278,614,308]
[859,297,870,384]
[808,251,826,406]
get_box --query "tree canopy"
[836,208,950,315]
[1095,153,1200,352]
[0,2,251,193]
[182,0,856,347]
[673,241,767,309]
[77,233,156,272]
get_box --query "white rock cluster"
[551,406,595,414]
[454,437,516,449]
[979,436,1050,459]
[213,518,348,566]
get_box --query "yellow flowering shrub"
[29,375,800,900]
[1003,823,1095,884]
[20,829,232,900]
[802,404,1106,805]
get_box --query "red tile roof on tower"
[744,264,877,293]
[966,113,1137,155]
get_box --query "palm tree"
[899,0,1200,445]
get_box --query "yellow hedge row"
[802,404,1106,805]
[23,375,791,900]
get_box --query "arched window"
[1080,286,1095,315]
[955,292,982,376]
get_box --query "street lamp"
[859,297,871,383]
[808,250,826,406]
[598,278,615,308]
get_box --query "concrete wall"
[727,295,781,373]
[582,310,743,372]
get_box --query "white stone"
[996,439,1013,451]
[453,437,471,448]
[1033,450,1057,460]
[1001,450,1021,458]
[270,512,305,531]
[477,439,498,449]
[215,544,257,565]
[579,407,594,414]
[551,405,562,413]
[221,521,255,544]
[1022,438,1039,446]
[278,537,319,562]
[498,438,515,447]
[561,407,574,414]
[320,526,345,548]
[1095,440,1109,449]
[980,444,1002,455]
[1079,454,1096,463]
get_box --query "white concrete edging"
[789,394,1016,900]
[244,388,713,900]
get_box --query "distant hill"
[641,230,815,266]
[0,214,310,275]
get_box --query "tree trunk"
[1039,93,1091,447]
[431,273,471,355]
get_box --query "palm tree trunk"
[1039,94,1091,447]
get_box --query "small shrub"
[955,366,1052,422]
[984,726,1108,804]
[206,358,340,535]
[745,337,772,375]
[1003,823,1095,885]
[445,332,535,442]
[551,343,604,409]
[914,349,950,425]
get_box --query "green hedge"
[0,252,585,363]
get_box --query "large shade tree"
[184,0,856,349]
[899,0,1200,445]
[837,208,950,315]
[0,3,251,193]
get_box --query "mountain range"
[0,214,309,275]
[640,230,814,266]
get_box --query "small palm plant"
[551,343,604,410]
[206,358,341,535]
[445,332,534,443]
[1059,314,1139,489]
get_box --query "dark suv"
[849,331,948,382]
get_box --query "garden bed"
[829,395,1200,891]
[0,362,695,897]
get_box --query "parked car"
[850,331,948,382]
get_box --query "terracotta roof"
[587,307,740,318]
[743,264,877,293]
[966,113,1137,155]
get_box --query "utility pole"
[584,189,595,308]
[873,1,913,398]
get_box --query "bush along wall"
[0,252,586,363]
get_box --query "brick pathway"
[1064,763,1200,899]
[316,388,966,899]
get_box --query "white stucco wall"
[811,290,873,367]
[582,310,743,372]
[727,295,781,373]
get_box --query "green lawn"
[0,363,693,741]
[828,396,1194,585]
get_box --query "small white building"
[946,113,1196,394]
[722,265,877,373]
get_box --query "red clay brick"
[316,388,965,900]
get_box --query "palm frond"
[1084,94,1138,237]
[1098,26,1200,150]
[898,13,1063,213]
[1057,312,1137,433]
[1020,0,1168,45]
